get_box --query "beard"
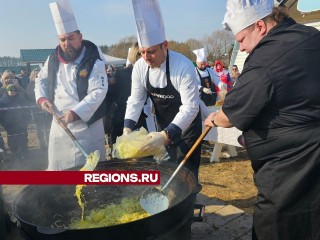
[63,46,82,62]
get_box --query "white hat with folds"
[49,0,79,35]
[222,0,274,36]
[131,0,166,48]
[193,48,207,62]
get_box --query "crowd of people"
[0,69,46,160]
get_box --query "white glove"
[141,131,168,152]
[123,127,132,136]
[203,87,212,94]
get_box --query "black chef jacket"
[223,17,320,240]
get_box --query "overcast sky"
[0,0,227,57]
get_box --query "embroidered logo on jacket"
[79,69,88,78]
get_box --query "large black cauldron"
[13,159,200,240]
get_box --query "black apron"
[196,68,217,106]
[146,52,202,179]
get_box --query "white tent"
[102,54,126,66]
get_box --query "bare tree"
[201,30,234,64]
[168,41,196,60]
[107,35,137,59]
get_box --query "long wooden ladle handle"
[161,126,212,191]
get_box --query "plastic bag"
[113,127,166,159]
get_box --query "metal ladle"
[140,126,212,215]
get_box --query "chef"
[205,0,320,239]
[124,0,202,180]
[35,0,108,170]
[193,48,221,107]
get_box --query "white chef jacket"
[125,50,200,133]
[35,46,108,170]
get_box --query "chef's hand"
[40,99,53,113]
[204,112,217,127]
[123,127,132,136]
[141,131,168,152]
[203,87,212,94]
[58,110,79,125]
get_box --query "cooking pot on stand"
[13,159,203,240]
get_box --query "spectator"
[17,67,30,89]
[0,70,22,98]
[213,60,232,91]
[0,83,31,159]
[26,68,52,150]
[230,64,240,85]
[106,65,114,79]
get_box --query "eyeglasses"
[8,89,17,92]
[232,68,237,70]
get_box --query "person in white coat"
[193,48,221,107]
[124,0,202,180]
[35,0,107,170]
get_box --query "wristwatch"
[211,114,218,127]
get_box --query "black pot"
[13,159,200,240]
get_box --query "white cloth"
[199,100,211,120]
[125,50,200,133]
[193,48,207,62]
[35,47,108,170]
[203,106,242,147]
[49,0,79,35]
[222,0,274,36]
[132,0,166,48]
[48,118,105,170]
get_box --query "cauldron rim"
[13,159,199,239]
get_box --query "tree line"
[0,29,234,68]
[101,30,234,66]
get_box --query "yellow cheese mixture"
[69,197,150,229]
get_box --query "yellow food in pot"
[75,151,100,220]
[69,197,150,229]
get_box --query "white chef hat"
[222,0,274,36]
[131,0,166,48]
[126,48,132,67]
[193,48,207,62]
[49,0,79,35]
